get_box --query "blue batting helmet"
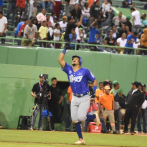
[72,55,82,66]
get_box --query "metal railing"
[0,36,147,55]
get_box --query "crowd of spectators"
[0,0,147,55]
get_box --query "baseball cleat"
[93,112,100,125]
[75,139,85,145]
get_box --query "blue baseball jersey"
[62,63,96,94]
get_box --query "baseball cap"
[138,82,142,86]
[39,74,44,78]
[90,97,95,101]
[113,80,119,86]
[118,89,123,95]
[131,81,139,87]
[126,16,130,20]
[142,84,146,87]
[68,16,74,21]
[104,86,111,90]
[62,16,67,19]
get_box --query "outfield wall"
[0,46,146,129]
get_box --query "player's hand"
[48,97,51,100]
[58,100,62,104]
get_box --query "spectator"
[69,3,82,20]
[137,84,147,134]
[104,30,117,53]
[90,0,102,25]
[102,0,112,17]
[49,77,63,130]
[126,25,131,36]
[84,97,108,133]
[47,15,53,27]
[117,23,127,38]
[140,28,147,55]
[32,17,41,30]
[0,123,2,129]
[32,0,38,17]
[16,0,25,16]
[64,16,82,45]
[38,21,48,47]
[59,16,67,33]
[53,0,61,19]
[69,28,77,50]
[95,82,104,104]
[113,12,126,27]
[122,0,132,8]
[0,0,4,12]
[18,18,29,45]
[65,86,75,131]
[52,16,58,28]
[41,0,53,12]
[0,11,7,44]
[81,3,90,19]
[99,86,117,134]
[123,81,144,135]
[124,32,139,54]
[112,25,117,39]
[125,16,132,32]
[130,7,141,33]
[36,9,47,23]
[14,17,24,37]
[111,81,121,134]
[75,26,81,50]
[65,0,70,16]
[21,19,38,47]
[50,11,56,22]
[54,23,62,48]
[144,2,147,10]
[7,0,17,25]
[88,20,100,51]
[140,13,147,30]
[117,33,127,54]
[24,0,33,19]
[133,34,140,55]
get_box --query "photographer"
[30,74,51,130]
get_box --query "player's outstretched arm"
[58,51,66,68]
[93,79,98,87]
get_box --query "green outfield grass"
[0,129,147,147]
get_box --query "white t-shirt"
[142,100,147,109]
[133,38,140,48]
[132,11,141,25]
[54,29,60,41]
[59,21,67,32]
[0,16,7,32]
[117,37,127,47]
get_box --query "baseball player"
[58,49,98,145]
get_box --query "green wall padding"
[0,46,8,64]
[7,48,37,66]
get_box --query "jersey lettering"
[69,75,83,83]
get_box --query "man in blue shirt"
[58,49,98,144]
[124,32,140,54]
[88,19,100,51]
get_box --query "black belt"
[73,92,89,97]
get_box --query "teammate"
[58,49,98,144]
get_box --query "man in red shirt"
[18,18,28,45]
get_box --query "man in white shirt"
[0,11,7,44]
[59,16,67,33]
[117,33,127,54]
[21,19,38,47]
[137,83,147,134]
[130,7,141,33]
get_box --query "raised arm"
[58,52,66,68]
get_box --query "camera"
[38,74,50,101]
